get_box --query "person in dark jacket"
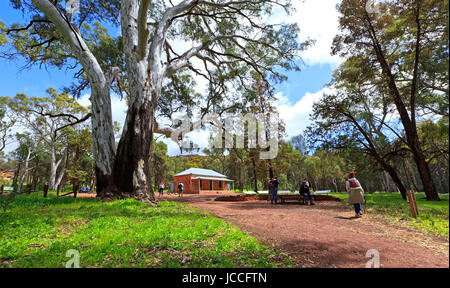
[299,178,315,205]
[268,178,273,202]
[178,182,184,197]
[271,176,279,204]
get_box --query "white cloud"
[290,0,344,67]
[278,87,334,138]
[275,91,291,106]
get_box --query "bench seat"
[278,194,305,204]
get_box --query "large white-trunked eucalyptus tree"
[14,0,302,202]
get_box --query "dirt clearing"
[164,194,449,268]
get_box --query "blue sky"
[0,0,343,155]
[275,64,335,102]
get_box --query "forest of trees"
[0,0,448,201]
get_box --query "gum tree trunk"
[113,96,156,202]
[18,148,32,194]
[31,0,117,199]
[31,155,40,192]
[251,156,258,193]
[48,145,64,190]
[112,53,158,203]
[90,83,117,199]
[111,0,167,203]
[414,149,439,200]
[381,161,407,200]
[55,149,68,190]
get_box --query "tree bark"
[113,97,155,202]
[48,144,57,190]
[55,149,68,190]
[43,184,49,198]
[380,160,407,200]
[251,156,258,193]
[12,163,20,193]
[414,151,439,200]
[91,82,117,199]
[18,148,32,194]
[89,166,96,192]
[268,159,274,179]
[31,155,40,192]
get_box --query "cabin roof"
[174,168,227,178]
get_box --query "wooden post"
[406,190,419,218]
[73,184,78,198]
[411,190,419,217]
[43,184,49,198]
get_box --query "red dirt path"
[162,193,449,268]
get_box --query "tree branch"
[6,19,52,35]
[137,0,152,60]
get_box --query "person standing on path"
[271,176,280,204]
[159,182,165,197]
[345,171,365,218]
[268,178,273,202]
[178,182,184,197]
[299,178,315,205]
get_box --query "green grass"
[330,192,449,238]
[0,193,291,268]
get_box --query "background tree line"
[0,0,448,201]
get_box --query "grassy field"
[0,193,291,268]
[329,192,449,238]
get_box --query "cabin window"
[210,180,213,190]
[219,181,222,189]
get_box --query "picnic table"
[278,194,305,204]
[277,190,331,204]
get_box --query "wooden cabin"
[173,168,234,194]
